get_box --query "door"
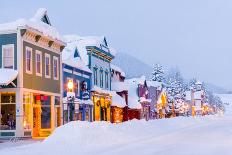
[33,104,41,137]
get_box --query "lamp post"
[67,80,75,122]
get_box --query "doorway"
[33,103,41,137]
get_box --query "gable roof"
[0,8,65,44]
[31,8,52,25]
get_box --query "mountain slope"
[112,52,153,78]
[112,52,228,93]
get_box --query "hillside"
[112,52,228,94]
[112,52,153,78]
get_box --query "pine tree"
[151,64,164,82]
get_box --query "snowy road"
[1,115,232,155]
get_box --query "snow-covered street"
[1,114,232,155]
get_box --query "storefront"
[92,92,112,122]
[63,98,93,123]
[0,89,62,138]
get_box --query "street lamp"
[67,79,75,122]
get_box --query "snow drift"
[1,116,232,155]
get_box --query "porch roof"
[0,69,18,86]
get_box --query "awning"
[62,97,81,103]
[0,69,18,86]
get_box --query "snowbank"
[2,116,232,155]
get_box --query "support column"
[51,95,55,131]
[16,88,23,137]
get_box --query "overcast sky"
[1,0,232,89]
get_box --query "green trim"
[86,46,114,59]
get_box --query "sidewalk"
[0,139,42,150]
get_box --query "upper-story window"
[35,50,42,76]
[105,71,109,89]
[2,44,14,69]
[25,47,32,74]
[53,56,59,80]
[93,67,98,85]
[45,53,51,78]
[100,69,103,88]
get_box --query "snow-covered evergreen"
[151,64,165,82]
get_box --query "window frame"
[2,44,14,69]
[93,67,98,85]
[45,53,51,79]
[100,69,103,88]
[25,46,33,74]
[105,71,109,89]
[35,50,42,77]
[53,56,59,80]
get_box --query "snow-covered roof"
[111,82,129,92]
[0,69,18,86]
[63,35,115,66]
[62,97,81,103]
[126,76,146,85]
[111,64,125,77]
[195,81,202,85]
[139,97,151,103]
[91,85,115,95]
[62,44,92,73]
[111,92,126,108]
[63,97,93,105]
[146,80,162,90]
[124,80,142,109]
[0,8,65,44]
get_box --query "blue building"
[63,35,115,122]
[62,44,93,123]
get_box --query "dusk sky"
[1,0,232,89]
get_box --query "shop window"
[55,96,61,127]
[23,92,32,130]
[2,44,14,69]
[25,47,32,74]
[41,96,51,129]
[0,93,16,130]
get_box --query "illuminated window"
[2,44,14,69]
[23,92,32,130]
[0,93,16,130]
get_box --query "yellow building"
[92,90,112,122]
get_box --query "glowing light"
[67,80,74,90]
